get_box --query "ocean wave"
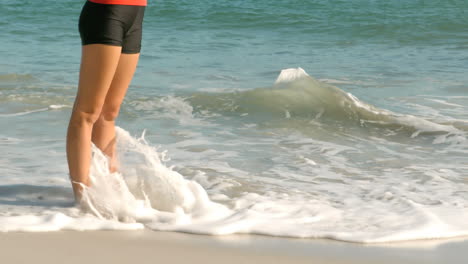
[185,68,466,139]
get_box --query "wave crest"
[275,67,310,84]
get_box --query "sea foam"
[275,67,309,84]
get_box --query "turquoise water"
[0,0,467,242]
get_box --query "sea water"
[0,0,467,243]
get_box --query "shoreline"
[1,230,467,264]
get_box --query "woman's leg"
[92,53,141,173]
[67,44,122,200]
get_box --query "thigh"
[101,53,140,114]
[75,44,122,114]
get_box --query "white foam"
[78,128,232,225]
[0,213,143,232]
[0,108,48,117]
[424,98,464,108]
[0,136,22,143]
[48,104,68,110]
[275,67,310,84]
[129,96,204,125]
[346,92,463,135]
[346,92,384,115]
[319,78,355,85]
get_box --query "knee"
[99,105,121,122]
[69,108,102,127]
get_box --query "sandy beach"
[1,230,467,264]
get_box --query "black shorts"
[78,1,145,54]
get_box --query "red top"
[88,0,147,6]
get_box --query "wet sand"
[1,230,467,264]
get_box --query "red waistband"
[88,0,147,6]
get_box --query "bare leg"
[67,44,122,201]
[92,53,140,173]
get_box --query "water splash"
[80,128,231,225]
